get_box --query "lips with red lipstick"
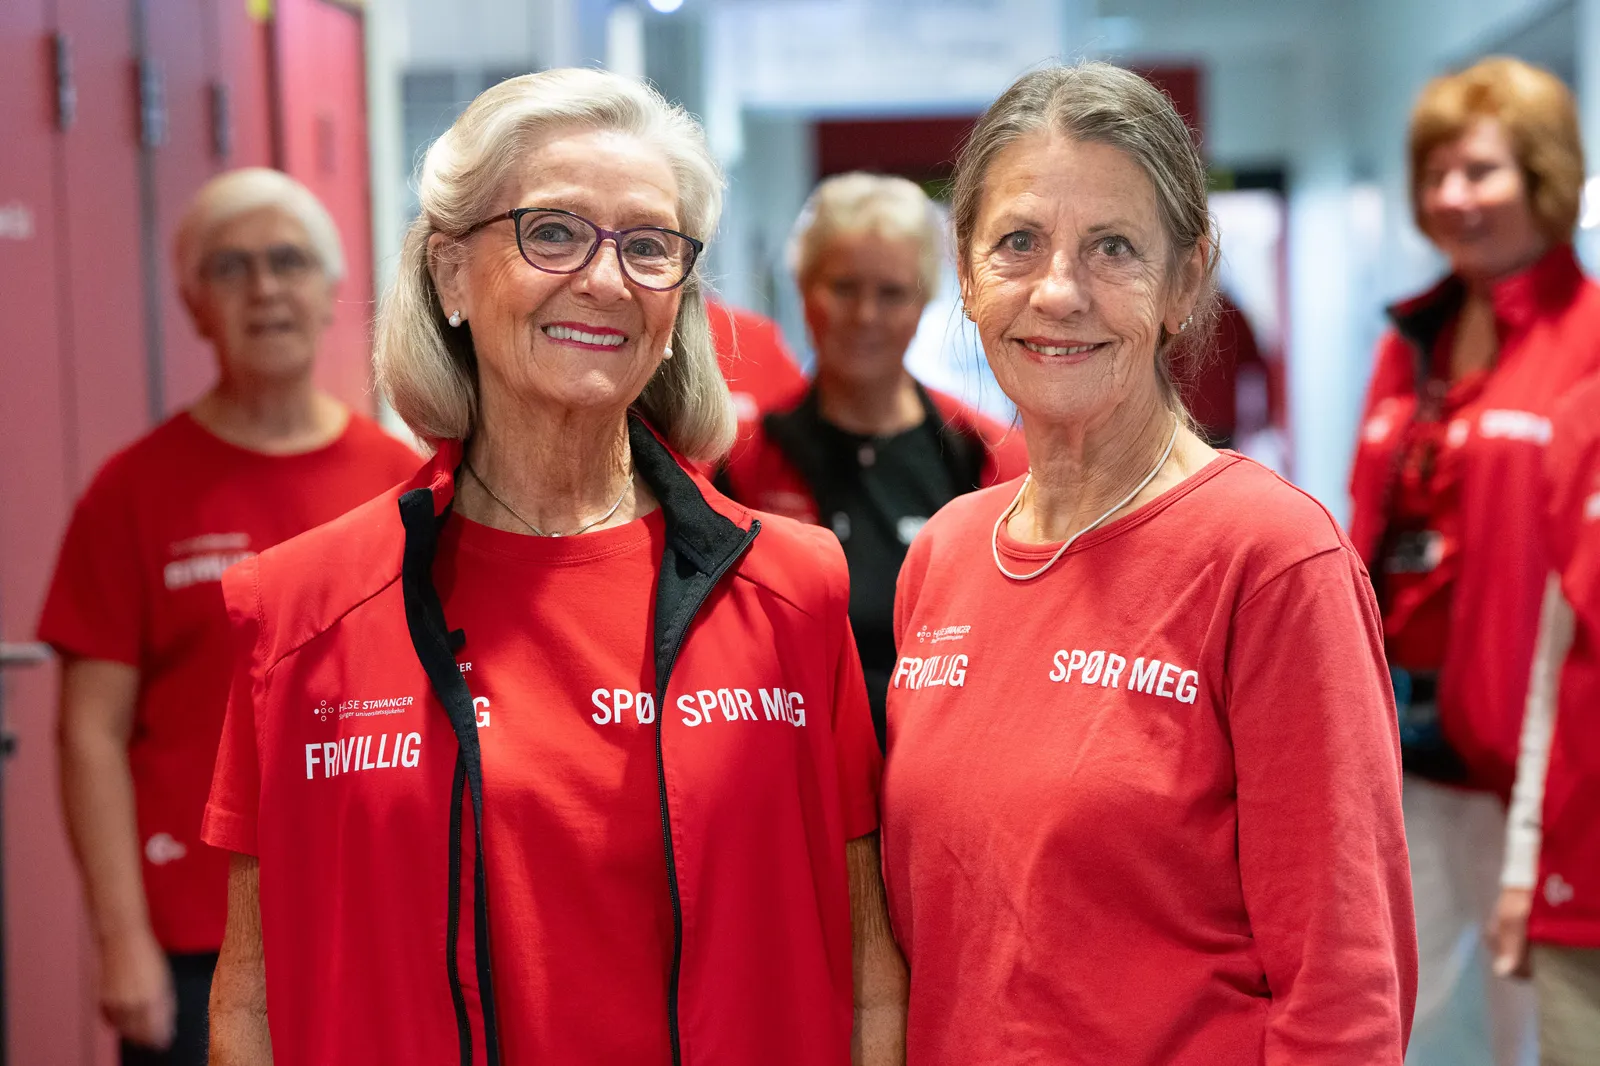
[1016,336,1110,362]
[542,321,629,350]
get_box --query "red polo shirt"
[38,411,417,952]
[1530,374,1600,946]
[202,422,881,1065]
[883,454,1417,1065]
[1349,245,1600,793]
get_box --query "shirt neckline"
[445,506,664,567]
[995,452,1239,563]
[176,409,357,462]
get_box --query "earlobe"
[427,233,468,322]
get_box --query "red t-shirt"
[883,455,1417,1065]
[434,511,674,1063]
[200,430,882,1065]
[1531,374,1600,947]
[37,411,418,952]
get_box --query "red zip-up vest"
[202,418,881,1065]
[1349,246,1600,794]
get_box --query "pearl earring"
[663,345,674,359]
[448,310,462,327]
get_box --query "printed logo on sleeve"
[144,832,188,865]
[1049,648,1200,704]
[1544,872,1576,907]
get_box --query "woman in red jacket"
[881,62,1415,1065]
[38,168,417,1066]
[722,173,1026,746]
[201,69,904,1066]
[1347,58,1600,1064]
[1491,373,1600,1065]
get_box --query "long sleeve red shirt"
[883,454,1417,1065]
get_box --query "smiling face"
[1418,118,1548,283]
[961,131,1200,432]
[186,207,335,385]
[804,230,927,391]
[432,127,684,425]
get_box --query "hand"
[98,928,176,1048]
[1489,886,1534,980]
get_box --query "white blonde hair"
[375,68,735,460]
[788,172,943,296]
[173,167,345,296]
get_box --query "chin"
[229,344,317,382]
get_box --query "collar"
[406,414,752,573]
[763,382,986,492]
[1387,243,1583,350]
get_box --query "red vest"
[1349,246,1600,793]
[203,419,880,1065]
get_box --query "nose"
[1030,251,1090,319]
[571,237,631,300]
[247,258,286,298]
[1432,170,1474,212]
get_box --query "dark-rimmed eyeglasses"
[202,244,319,287]
[460,207,703,292]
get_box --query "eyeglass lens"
[205,244,317,285]
[515,211,695,290]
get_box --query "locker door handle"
[138,58,166,148]
[0,643,50,669]
[53,33,76,131]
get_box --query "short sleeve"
[1229,547,1418,1065]
[37,462,145,665]
[201,558,264,856]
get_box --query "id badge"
[1383,530,1445,575]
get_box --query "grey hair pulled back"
[951,62,1220,409]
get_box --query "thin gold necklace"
[991,419,1179,582]
[463,461,633,537]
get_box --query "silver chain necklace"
[464,461,633,537]
[991,419,1179,582]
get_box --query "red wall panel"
[0,3,97,1064]
[144,0,226,414]
[59,0,153,482]
[275,0,376,413]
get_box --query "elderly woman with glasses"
[201,70,903,1066]
[721,173,1026,748]
[37,168,417,1066]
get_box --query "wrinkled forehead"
[974,133,1164,237]
[202,206,315,255]
[496,127,683,230]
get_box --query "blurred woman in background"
[722,172,1026,746]
[38,167,417,1065]
[1491,371,1600,1066]
[1348,56,1600,1065]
